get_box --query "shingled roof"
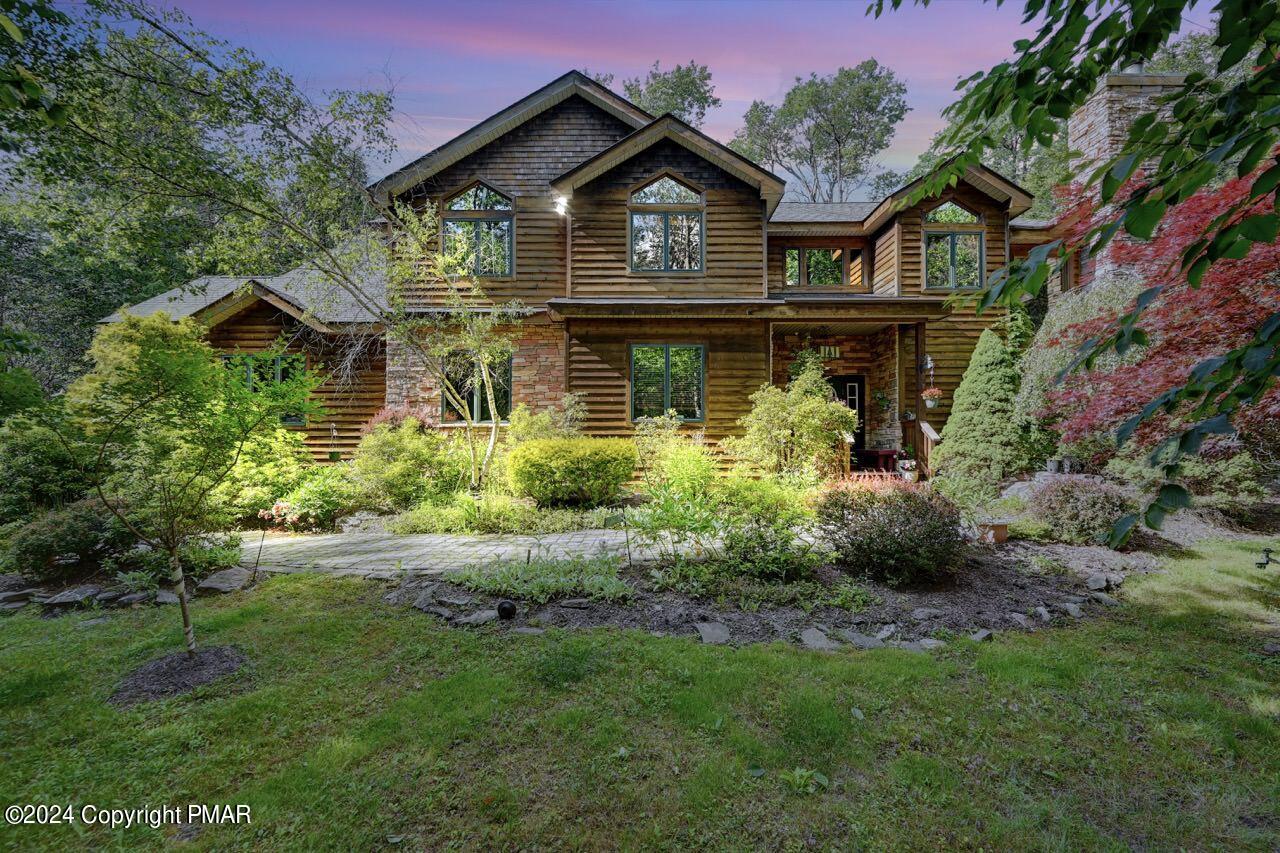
[770,202,878,223]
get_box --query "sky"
[174,0,1041,194]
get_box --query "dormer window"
[923,201,984,289]
[442,182,513,277]
[629,175,704,273]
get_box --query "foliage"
[107,534,243,585]
[1105,446,1267,518]
[387,493,613,536]
[731,60,909,202]
[633,410,687,480]
[0,364,40,418]
[714,476,820,583]
[1026,478,1135,546]
[502,394,585,446]
[0,407,91,524]
[723,363,858,484]
[262,466,361,532]
[650,439,718,499]
[508,438,637,507]
[1,498,133,583]
[779,767,829,796]
[1007,517,1055,543]
[814,479,964,587]
[929,329,1031,498]
[620,61,721,129]
[213,428,314,522]
[449,555,632,605]
[648,558,874,613]
[348,418,467,512]
[872,0,1280,542]
[0,0,68,145]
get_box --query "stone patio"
[240,529,661,577]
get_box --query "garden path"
[239,529,666,577]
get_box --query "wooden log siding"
[566,318,769,446]
[569,140,765,299]
[206,301,386,461]
[872,225,898,295]
[399,96,634,308]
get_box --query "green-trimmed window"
[224,353,305,425]
[442,182,514,277]
[923,202,984,289]
[629,176,703,272]
[784,247,858,287]
[630,344,705,422]
[441,356,513,424]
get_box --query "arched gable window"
[923,200,984,289]
[442,182,514,277]
[629,174,704,272]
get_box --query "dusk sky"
[176,0,1045,195]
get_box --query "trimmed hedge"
[508,438,637,507]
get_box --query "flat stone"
[558,598,591,609]
[512,626,545,635]
[799,627,840,651]
[1063,594,1086,604]
[411,586,439,611]
[1,601,26,612]
[917,638,946,650]
[850,707,865,721]
[1089,591,1120,607]
[420,606,453,620]
[840,630,885,650]
[117,592,151,605]
[1006,612,1031,629]
[1057,602,1084,619]
[44,585,104,607]
[1261,641,1280,656]
[1086,574,1109,591]
[969,629,994,642]
[1106,573,1124,589]
[197,567,253,594]
[437,593,472,607]
[1034,606,1052,623]
[155,590,179,605]
[0,588,40,604]
[454,609,498,626]
[910,607,943,621]
[0,573,28,592]
[875,623,897,640]
[694,621,731,645]
[95,589,123,604]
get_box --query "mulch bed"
[108,646,247,707]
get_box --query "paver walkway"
[240,529,665,577]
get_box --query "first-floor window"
[442,356,513,423]
[630,344,705,422]
[224,353,306,425]
[924,231,983,289]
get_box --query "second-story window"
[629,175,703,273]
[442,182,513,278]
[923,201,983,290]
[784,248,861,287]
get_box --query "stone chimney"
[1066,69,1185,285]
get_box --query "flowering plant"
[921,387,944,401]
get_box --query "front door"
[828,373,867,451]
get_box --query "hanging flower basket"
[921,387,943,409]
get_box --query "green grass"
[449,555,633,603]
[2,538,1278,850]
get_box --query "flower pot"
[900,469,919,483]
[976,521,1009,544]
[924,398,938,409]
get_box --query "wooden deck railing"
[918,420,940,479]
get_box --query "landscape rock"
[1034,606,1052,623]
[454,609,498,626]
[558,598,591,609]
[917,638,946,650]
[969,629,994,642]
[410,585,439,611]
[840,630,885,650]
[1058,602,1084,619]
[1088,591,1120,607]
[437,593,472,607]
[338,511,384,534]
[0,573,28,592]
[117,592,151,606]
[1105,572,1124,589]
[799,627,840,651]
[910,607,944,621]
[44,585,104,607]
[155,590,179,605]
[95,589,123,604]
[1,601,26,612]
[1260,641,1280,656]
[197,567,253,594]
[421,606,453,620]
[694,621,731,645]
[1086,574,1109,591]
[0,588,40,604]
[875,623,897,640]
[1006,612,1031,629]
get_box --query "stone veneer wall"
[771,327,903,450]
[384,321,566,422]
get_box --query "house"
[114,69,1182,470]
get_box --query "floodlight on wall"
[554,195,569,216]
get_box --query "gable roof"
[862,160,1033,232]
[550,114,787,215]
[370,71,653,203]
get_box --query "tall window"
[784,248,860,287]
[629,175,703,272]
[630,344,705,422]
[923,201,983,289]
[442,182,513,277]
[224,353,305,425]
[441,356,513,423]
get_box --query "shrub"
[2,498,135,583]
[348,418,467,511]
[449,554,632,604]
[713,475,819,583]
[0,366,42,420]
[262,465,362,531]
[930,329,1032,500]
[214,428,313,522]
[633,410,688,478]
[651,440,718,499]
[387,493,613,535]
[648,560,875,612]
[1007,518,1054,543]
[0,410,92,525]
[1026,477,1134,545]
[107,533,244,585]
[1104,447,1268,518]
[814,480,965,587]
[508,438,637,506]
[503,394,585,445]
[362,404,439,433]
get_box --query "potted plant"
[873,389,892,412]
[896,450,918,482]
[921,387,943,409]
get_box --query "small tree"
[930,328,1028,498]
[63,313,318,658]
[724,363,858,482]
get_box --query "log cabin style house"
[114,70,1178,471]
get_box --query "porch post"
[913,321,926,473]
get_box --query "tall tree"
[731,61,909,202]
[612,61,720,127]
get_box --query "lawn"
[2,538,1278,850]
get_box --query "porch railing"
[917,420,940,479]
